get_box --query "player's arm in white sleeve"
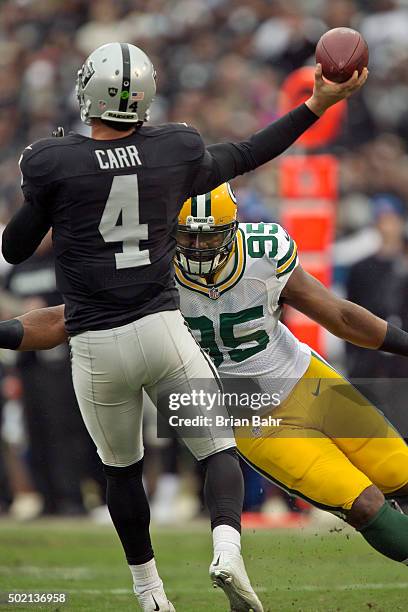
[262,223,299,310]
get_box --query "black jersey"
[5,104,318,334]
[19,125,212,334]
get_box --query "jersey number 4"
[99,175,150,269]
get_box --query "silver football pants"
[70,309,235,466]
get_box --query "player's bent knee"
[370,451,408,494]
[347,485,385,529]
[313,478,365,511]
[189,439,236,462]
[103,458,144,479]
[291,463,371,512]
[200,446,239,466]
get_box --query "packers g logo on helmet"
[176,183,238,276]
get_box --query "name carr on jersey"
[94,145,142,170]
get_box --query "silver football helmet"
[76,42,156,125]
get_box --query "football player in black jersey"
[2,42,367,612]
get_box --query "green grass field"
[0,520,406,611]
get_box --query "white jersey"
[175,222,311,402]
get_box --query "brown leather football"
[316,27,369,83]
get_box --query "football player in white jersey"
[176,183,408,566]
[3,183,408,571]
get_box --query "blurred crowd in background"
[1,0,408,225]
[1,0,408,522]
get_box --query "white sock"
[212,524,241,557]
[129,558,162,595]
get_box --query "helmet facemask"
[76,67,92,124]
[176,220,238,277]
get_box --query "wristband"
[0,319,24,350]
[379,322,408,357]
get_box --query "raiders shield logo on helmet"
[108,87,118,97]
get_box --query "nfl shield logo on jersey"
[208,286,220,300]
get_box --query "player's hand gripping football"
[305,63,368,117]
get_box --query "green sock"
[358,501,408,563]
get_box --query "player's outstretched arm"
[191,65,368,195]
[0,305,67,351]
[281,264,408,356]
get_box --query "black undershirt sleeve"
[2,201,51,264]
[191,103,318,195]
[380,322,408,357]
[0,319,24,350]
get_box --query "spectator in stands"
[346,194,408,376]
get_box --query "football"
[316,27,369,83]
